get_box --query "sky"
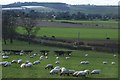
[0,0,120,5]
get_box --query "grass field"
[55,20,118,28]
[2,40,118,78]
[16,27,118,40]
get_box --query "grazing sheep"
[18,59,22,64]
[65,57,70,60]
[45,52,48,56]
[25,60,30,64]
[60,67,69,76]
[45,56,48,59]
[4,62,11,67]
[103,61,108,64]
[20,63,26,68]
[25,62,32,68]
[91,70,101,75]
[68,70,76,74]
[76,71,87,77]
[84,70,90,74]
[33,53,37,56]
[54,66,61,70]
[45,64,53,69]
[80,61,89,64]
[73,71,79,76]
[68,54,71,56]
[50,69,60,74]
[113,54,117,57]
[33,60,40,65]
[55,61,60,64]
[85,54,88,57]
[111,62,116,65]
[2,56,9,59]
[56,57,59,60]
[20,52,24,56]
[30,55,34,58]
[11,60,17,63]
[40,56,43,61]
[0,61,8,66]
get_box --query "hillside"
[2,2,118,15]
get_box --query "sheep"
[84,70,90,74]
[40,56,43,61]
[20,63,26,68]
[65,57,70,60]
[33,53,37,56]
[30,55,34,58]
[113,54,117,57]
[11,60,17,63]
[4,62,12,67]
[0,61,8,66]
[20,52,24,56]
[111,62,116,65]
[25,60,30,64]
[76,71,87,77]
[85,54,88,57]
[56,57,59,60]
[54,66,61,70]
[80,61,89,64]
[25,62,32,68]
[33,60,40,65]
[91,70,101,75]
[55,61,60,64]
[103,61,108,64]
[45,64,53,69]
[45,52,48,56]
[45,56,48,59]
[73,71,79,76]
[18,59,22,64]
[60,67,69,76]
[50,69,60,74]
[2,56,9,59]
[68,70,76,74]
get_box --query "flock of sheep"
[0,51,117,78]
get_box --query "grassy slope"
[16,27,118,40]
[2,40,118,78]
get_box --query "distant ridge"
[2,2,118,14]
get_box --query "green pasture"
[55,20,118,28]
[2,40,118,78]
[16,27,118,40]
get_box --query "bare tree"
[22,18,40,45]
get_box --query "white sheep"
[111,62,116,65]
[45,64,53,69]
[25,60,30,64]
[50,69,60,74]
[85,54,88,57]
[4,62,11,67]
[0,61,8,66]
[84,70,90,74]
[20,63,26,68]
[80,61,89,64]
[25,62,32,67]
[60,67,69,76]
[45,52,48,56]
[91,70,101,75]
[76,71,87,77]
[33,60,40,65]
[45,56,48,59]
[20,52,24,56]
[68,70,76,74]
[55,61,60,64]
[103,61,108,64]
[2,56,9,59]
[11,60,17,63]
[30,55,34,58]
[65,57,70,59]
[56,57,59,60]
[113,54,117,57]
[54,66,61,70]
[73,71,79,76]
[40,56,43,61]
[18,59,22,64]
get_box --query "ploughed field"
[2,40,118,78]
